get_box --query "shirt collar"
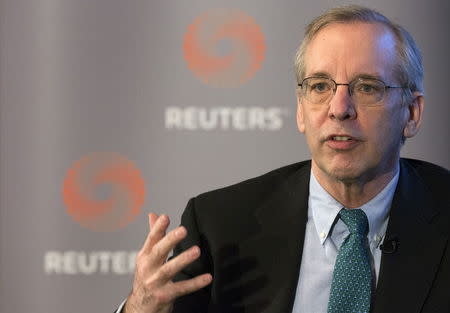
[309,168,399,245]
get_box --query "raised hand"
[124,213,213,313]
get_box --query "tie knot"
[339,209,369,236]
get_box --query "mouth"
[326,134,357,141]
[330,135,353,141]
[325,134,360,150]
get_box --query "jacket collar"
[373,159,446,313]
[250,161,310,313]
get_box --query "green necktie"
[327,209,372,313]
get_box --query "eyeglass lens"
[301,77,386,105]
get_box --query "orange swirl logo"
[62,152,146,232]
[183,8,265,88]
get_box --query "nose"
[328,85,357,120]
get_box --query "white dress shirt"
[291,169,399,313]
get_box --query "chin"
[326,167,363,183]
[326,159,391,184]
[319,159,370,183]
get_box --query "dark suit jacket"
[172,158,450,313]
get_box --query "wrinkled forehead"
[304,22,399,81]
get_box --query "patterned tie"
[327,209,372,313]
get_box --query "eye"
[360,84,375,93]
[310,81,331,93]
[355,81,382,94]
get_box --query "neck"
[311,161,399,208]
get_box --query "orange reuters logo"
[62,152,146,232]
[183,8,265,88]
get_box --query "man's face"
[297,22,414,183]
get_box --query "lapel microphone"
[380,237,399,254]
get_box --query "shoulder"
[181,160,311,228]
[401,157,449,174]
[195,160,311,204]
[400,158,450,230]
[400,158,449,190]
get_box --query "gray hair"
[294,5,423,99]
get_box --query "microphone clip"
[380,237,399,254]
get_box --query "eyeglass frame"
[297,76,408,105]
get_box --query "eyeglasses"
[298,77,407,106]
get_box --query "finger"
[146,213,163,249]
[166,273,213,300]
[148,214,170,247]
[149,212,158,229]
[155,245,201,283]
[141,214,169,254]
[148,225,187,266]
[140,213,159,253]
[139,213,155,253]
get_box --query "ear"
[403,91,424,139]
[296,93,306,133]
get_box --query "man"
[117,5,449,313]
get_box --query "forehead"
[304,22,398,80]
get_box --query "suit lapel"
[239,162,310,313]
[373,160,448,313]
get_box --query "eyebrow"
[306,72,385,82]
[355,73,384,81]
[307,71,331,78]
